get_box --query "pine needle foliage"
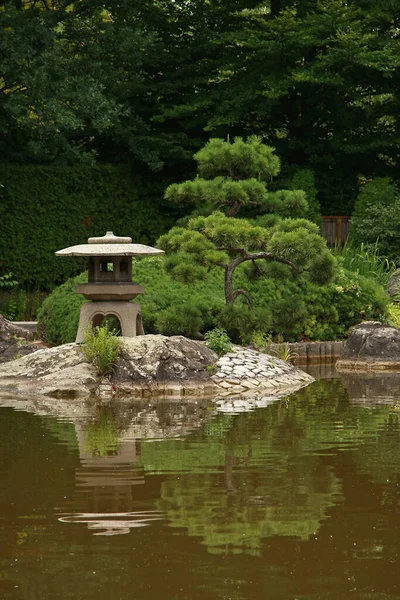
[165,136,315,220]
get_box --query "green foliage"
[155,305,204,338]
[289,169,321,224]
[204,328,233,356]
[333,241,396,287]
[251,330,272,352]
[159,211,336,310]
[82,326,121,377]
[38,254,389,346]
[386,304,400,329]
[37,274,86,344]
[0,289,46,322]
[0,164,179,290]
[350,179,400,261]
[37,258,226,344]
[194,136,281,181]
[1,0,399,216]
[0,273,18,290]
[267,342,298,364]
[218,304,272,345]
[165,137,310,219]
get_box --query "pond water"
[2,374,400,600]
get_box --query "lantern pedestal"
[76,301,144,343]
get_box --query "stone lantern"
[56,231,164,343]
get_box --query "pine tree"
[164,136,317,220]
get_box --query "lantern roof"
[56,231,164,257]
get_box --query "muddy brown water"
[2,373,400,600]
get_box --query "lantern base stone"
[76,302,144,343]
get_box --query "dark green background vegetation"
[0,164,180,289]
[1,0,399,215]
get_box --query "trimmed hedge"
[0,163,181,290]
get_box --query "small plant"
[204,328,233,356]
[251,330,272,352]
[206,364,218,375]
[82,326,121,376]
[267,342,298,364]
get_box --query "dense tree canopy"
[1,0,399,213]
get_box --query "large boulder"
[112,335,218,397]
[336,321,400,371]
[0,343,98,397]
[0,335,218,399]
[0,313,33,341]
[0,313,43,364]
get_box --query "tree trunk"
[224,252,297,306]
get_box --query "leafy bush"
[82,326,121,376]
[217,303,272,344]
[289,168,321,225]
[349,178,400,261]
[38,256,389,345]
[387,304,400,328]
[37,274,87,344]
[204,328,233,356]
[37,258,225,344]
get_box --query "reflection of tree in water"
[140,380,400,556]
[157,464,341,555]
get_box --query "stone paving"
[211,346,314,398]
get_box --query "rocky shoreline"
[0,334,314,401]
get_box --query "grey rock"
[114,335,217,383]
[337,321,400,371]
[387,269,400,299]
[0,314,42,365]
[0,343,98,398]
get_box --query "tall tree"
[201,0,400,213]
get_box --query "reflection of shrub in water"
[84,409,120,457]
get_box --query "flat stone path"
[211,346,314,397]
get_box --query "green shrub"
[37,274,86,344]
[37,258,225,344]
[387,304,400,328]
[218,303,272,345]
[82,326,121,376]
[38,256,390,345]
[204,328,233,356]
[251,330,272,351]
[289,168,321,225]
[349,178,400,261]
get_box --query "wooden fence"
[321,216,351,246]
